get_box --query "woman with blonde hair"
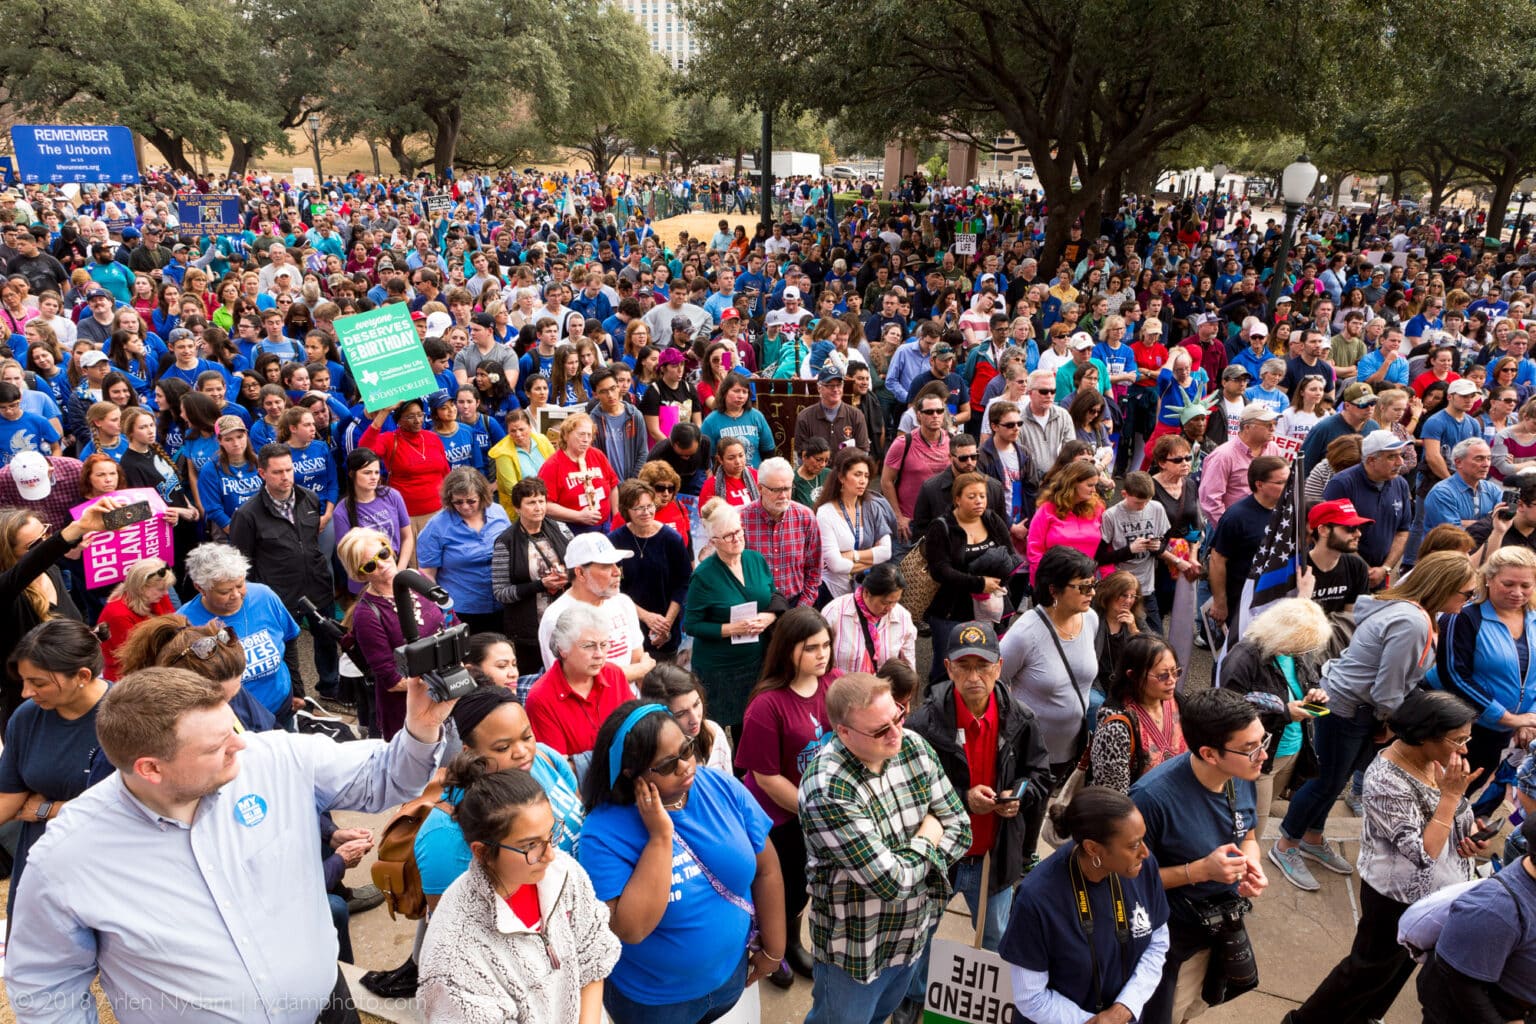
[1219,597,1333,835]
[77,400,128,460]
[1024,460,1104,583]
[97,558,176,681]
[1272,551,1479,890]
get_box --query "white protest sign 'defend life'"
[955,234,978,255]
[923,939,1018,1024]
[334,303,438,412]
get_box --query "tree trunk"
[1428,182,1448,215]
[431,105,463,177]
[144,129,195,175]
[366,138,382,177]
[734,147,744,176]
[387,132,416,177]
[1484,154,1523,243]
[228,137,253,176]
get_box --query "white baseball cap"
[563,532,635,569]
[424,311,453,338]
[10,451,51,500]
[1069,332,1096,350]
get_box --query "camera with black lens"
[1184,893,1258,1005]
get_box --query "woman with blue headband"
[578,700,788,1024]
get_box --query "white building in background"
[616,0,698,68]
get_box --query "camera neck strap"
[1070,848,1131,1012]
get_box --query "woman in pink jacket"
[1025,460,1106,582]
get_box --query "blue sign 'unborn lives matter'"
[9,125,141,184]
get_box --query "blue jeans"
[927,615,961,684]
[1280,705,1377,841]
[807,957,923,1024]
[903,862,1015,1003]
[604,951,747,1024]
[328,893,353,964]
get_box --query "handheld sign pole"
[972,853,990,949]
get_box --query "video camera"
[390,570,476,703]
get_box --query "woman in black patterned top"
[1288,690,1485,1024]
[1089,634,1186,794]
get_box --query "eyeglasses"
[25,524,53,551]
[1164,454,1193,464]
[1349,398,1378,408]
[1033,388,1055,395]
[918,407,946,416]
[1064,580,1099,594]
[760,484,792,495]
[714,529,745,545]
[1148,668,1181,683]
[148,565,172,580]
[1221,733,1273,763]
[498,821,565,864]
[1459,588,1477,599]
[953,454,979,463]
[997,420,1022,429]
[451,496,480,509]
[631,504,657,515]
[1444,733,1472,750]
[652,483,676,494]
[646,736,697,777]
[361,547,395,574]
[173,628,233,662]
[842,708,908,740]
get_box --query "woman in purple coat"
[338,527,447,738]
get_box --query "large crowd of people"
[4,165,1536,1024]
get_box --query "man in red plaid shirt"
[742,457,822,606]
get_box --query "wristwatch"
[34,800,52,821]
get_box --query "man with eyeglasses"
[912,433,1004,537]
[882,392,953,549]
[1131,687,1268,1024]
[795,365,871,455]
[1198,403,1283,529]
[976,401,1034,540]
[800,672,971,1024]
[741,457,823,608]
[586,367,647,482]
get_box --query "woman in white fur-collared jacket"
[418,764,619,1024]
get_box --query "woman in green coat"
[684,498,779,734]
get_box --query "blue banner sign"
[177,194,244,235]
[10,125,140,184]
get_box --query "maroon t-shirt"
[735,672,842,825]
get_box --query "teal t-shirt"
[1274,654,1303,757]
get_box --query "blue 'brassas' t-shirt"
[579,766,770,1003]
[433,423,483,472]
[182,583,300,714]
[999,842,1169,1014]
[0,412,60,465]
[414,744,583,895]
[1130,755,1257,901]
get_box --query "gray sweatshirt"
[1320,595,1435,720]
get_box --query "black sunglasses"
[646,735,697,777]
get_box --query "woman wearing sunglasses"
[338,528,448,739]
[97,557,176,681]
[1,620,116,917]
[1217,598,1333,840]
[579,700,786,1024]
[0,496,123,729]
[1090,634,1186,795]
[419,757,618,1024]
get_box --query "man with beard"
[1303,500,1372,619]
[534,532,653,681]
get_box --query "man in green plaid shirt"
[800,673,972,1024]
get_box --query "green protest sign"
[334,303,437,411]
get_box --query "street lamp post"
[1373,174,1389,215]
[1512,177,1536,244]
[307,113,323,183]
[1266,155,1320,314]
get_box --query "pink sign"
[70,488,173,590]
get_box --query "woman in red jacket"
[360,399,451,535]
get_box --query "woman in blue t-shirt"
[414,687,584,908]
[196,416,262,539]
[999,787,1170,1024]
[579,701,786,1024]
